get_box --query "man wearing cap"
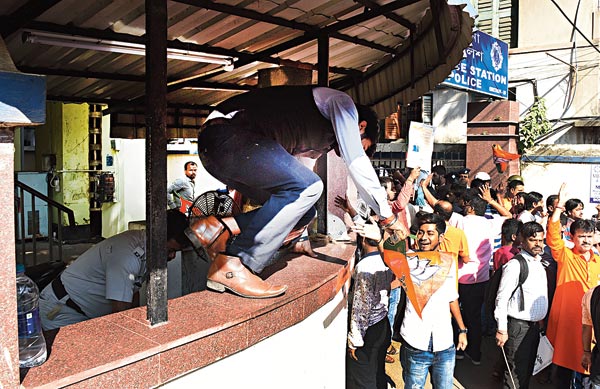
[508,174,524,183]
[474,171,491,183]
[457,168,471,187]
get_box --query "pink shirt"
[493,245,520,272]
[389,178,414,229]
[458,214,506,284]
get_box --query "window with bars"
[400,94,433,134]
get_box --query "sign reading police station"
[442,30,508,99]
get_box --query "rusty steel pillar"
[315,34,329,235]
[145,0,169,326]
[89,104,102,239]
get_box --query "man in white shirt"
[399,213,468,389]
[494,221,548,389]
[187,86,408,299]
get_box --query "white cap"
[474,171,491,181]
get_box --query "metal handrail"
[15,181,75,226]
[14,180,76,266]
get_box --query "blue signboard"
[442,30,508,99]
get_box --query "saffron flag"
[492,144,520,173]
[383,248,453,318]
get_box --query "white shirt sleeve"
[312,87,392,218]
[494,260,519,332]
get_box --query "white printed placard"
[406,121,435,171]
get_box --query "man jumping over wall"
[186,85,408,299]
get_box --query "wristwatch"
[458,328,468,334]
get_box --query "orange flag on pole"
[492,144,520,173]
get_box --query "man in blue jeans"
[186,86,409,299]
[399,213,468,388]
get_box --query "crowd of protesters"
[341,165,600,389]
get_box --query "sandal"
[385,355,395,363]
[387,345,398,355]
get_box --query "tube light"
[22,30,236,71]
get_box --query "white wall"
[511,0,600,121]
[518,0,596,49]
[432,88,468,144]
[522,159,600,218]
[101,114,146,237]
[161,290,349,389]
[511,46,600,121]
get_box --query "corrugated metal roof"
[0,0,474,118]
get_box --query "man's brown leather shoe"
[185,216,238,260]
[207,254,287,298]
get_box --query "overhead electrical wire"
[549,0,600,55]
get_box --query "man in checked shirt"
[494,221,548,388]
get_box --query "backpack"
[485,253,529,318]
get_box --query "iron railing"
[14,180,75,266]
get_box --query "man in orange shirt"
[547,183,600,388]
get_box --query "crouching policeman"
[40,209,190,330]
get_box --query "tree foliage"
[518,97,552,153]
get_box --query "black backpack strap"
[509,254,529,312]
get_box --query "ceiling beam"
[17,21,358,76]
[236,0,420,66]
[320,0,420,36]
[430,0,447,65]
[17,65,256,91]
[336,2,468,105]
[166,0,417,95]
[19,66,145,82]
[0,0,63,38]
[174,0,397,54]
[354,0,415,29]
[47,94,213,111]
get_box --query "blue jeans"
[400,340,456,389]
[387,287,400,336]
[199,124,323,273]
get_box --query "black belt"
[508,316,538,325]
[51,276,86,316]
